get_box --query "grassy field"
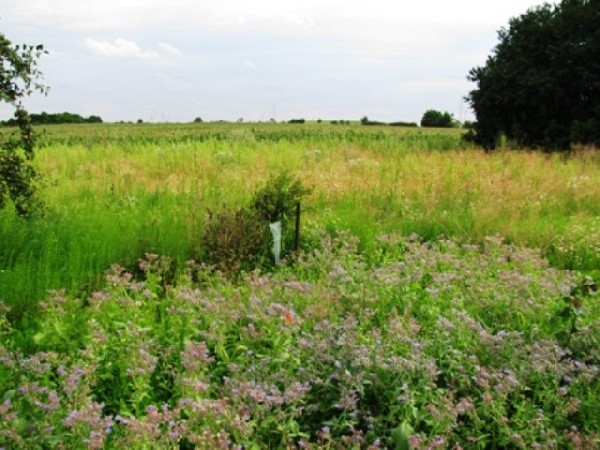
[1,123,599,313]
[1,122,599,448]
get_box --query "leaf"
[391,421,414,450]
[32,331,45,344]
[2,389,15,401]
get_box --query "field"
[1,122,599,448]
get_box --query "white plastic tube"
[269,221,282,265]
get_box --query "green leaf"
[2,389,16,401]
[391,421,414,450]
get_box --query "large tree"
[466,0,600,150]
[0,32,47,215]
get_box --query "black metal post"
[293,202,301,252]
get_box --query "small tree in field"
[0,32,47,215]
[420,109,454,128]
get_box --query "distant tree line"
[361,116,418,127]
[2,111,103,126]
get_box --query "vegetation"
[360,116,386,126]
[2,111,103,126]
[420,110,454,128]
[0,120,599,448]
[389,121,418,128]
[1,122,599,314]
[1,230,599,448]
[0,33,46,216]
[201,173,310,274]
[466,0,600,150]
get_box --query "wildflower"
[181,341,213,372]
[283,309,295,325]
[408,435,422,448]
[432,436,446,447]
[559,386,568,396]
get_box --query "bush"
[360,116,385,126]
[201,206,271,274]
[420,109,454,128]
[389,121,418,128]
[201,173,311,275]
[252,173,311,256]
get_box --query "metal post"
[293,202,301,252]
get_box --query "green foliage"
[2,111,102,125]
[252,172,311,257]
[0,32,46,215]
[420,109,454,128]
[466,0,600,150]
[201,206,270,274]
[252,172,311,224]
[1,231,599,447]
[392,421,414,450]
[389,121,418,128]
[201,173,311,274]
[360,116,385,126]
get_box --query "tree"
[420,109,454,128]
[0,33,47,215]
[466,0,600,150]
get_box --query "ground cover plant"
[0,122,599,447]
[0,231,599,448]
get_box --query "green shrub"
[201,206,271,274]
[199,173,311,275]
[252,172,311,256]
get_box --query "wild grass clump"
[1,231,598,448]
[549,216,600,270]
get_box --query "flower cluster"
[0,232,598,448]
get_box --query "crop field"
[1,122,599,448]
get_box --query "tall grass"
[1,123,599,315]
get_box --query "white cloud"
[84,38,159,59]
[8,0,547,33]
[158,42,183,57]
[1,0,550,122]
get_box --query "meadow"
[0,122,599,448]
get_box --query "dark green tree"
[0,33,47,215]
[466,0,600,150]
[420,109,454,128]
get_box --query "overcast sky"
[1,0,548,123]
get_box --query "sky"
[1,0,549,123]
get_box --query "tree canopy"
[466,0,600,150]
[420,109,454,128]
[0,32,46,215]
